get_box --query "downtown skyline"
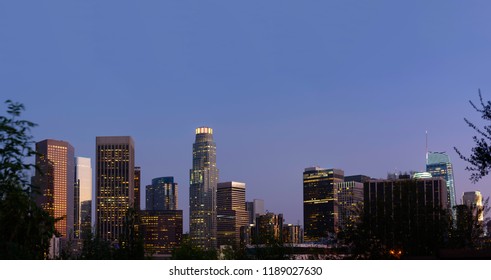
[2,1,491,233]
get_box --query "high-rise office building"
[255,213,284,244]
[462,191,484,222]
[140,210,183,256]
[303,167,344,243]
[426,151,456,209]
[246,199,265,225]
[146,177,178,211]
[80,200,92,239]
[283,224,303,244]
[134,166,141,211]
[334,180,364,230]
[364,177,448,254]
[189,127,218,248]
[95,136,135,242]
[33,139,75,238]
[217,181,249,247]
[74,157,92,239]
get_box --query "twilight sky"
[2,1,491,231]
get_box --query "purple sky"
[2,1,491,231]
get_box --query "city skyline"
[2,1,491,233]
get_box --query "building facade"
[140,210,183,256]
[33,139,75,238]
[334,180,364,230]
[363,177,448,254]
[95,136,135,242]
[246,199,265,225]
[254,213,284,244]
[426,151,456,209]
[74,156,92,239]
[134,166,141,211]
[189,127,218,248]
[462,191,484,222]
[146,177,178,211]
[303,167,344,243]
[217,181,249,247]
[283,224,304,244]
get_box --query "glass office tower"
[146,176,178,211]
[33,139,75,238]
[426,151,456,209]
[189,127,218,249]
[303,167,344,243]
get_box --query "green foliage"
[115,208,145,259]
[447,198,490,249]
[0,100,55,259]
[338,180,451,259]
[455,89,491,182]
[79,231,114,260]
[171,237,218,260]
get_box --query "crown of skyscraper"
[195,127,213,135]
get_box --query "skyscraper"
[134,166,141,211]
[426,151,456,209]
[364,177,448,255]
[255,213,284,244]
[146,177,178,211]
[95,136,135,242]
[303,167,344,243]
[190,127,218,249]
[217,181,249,247]
[334,180,364,230]
[33,139,75,238]
[74,157,92,239]
[462,191,484,222]
[246,199,265,225]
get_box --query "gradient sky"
[2,1,491,231]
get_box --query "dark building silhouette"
[363,177,449,255]
[344,175,371,183]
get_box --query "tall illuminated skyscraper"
[74,157,92,239]
[190,127,218,249]
[95,136,135,242]
[33,139,75,238]
[303,167,344,243]
[426,151,456,209]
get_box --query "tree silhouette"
[0,100,56,259]
[455,89,491,182]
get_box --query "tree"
[448,197,490,250]
[0,100,56,259]
[454,89,491,182]
[171,236,217,260]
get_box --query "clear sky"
[2,1,491,232]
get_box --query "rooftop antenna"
[425,130,428,165]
